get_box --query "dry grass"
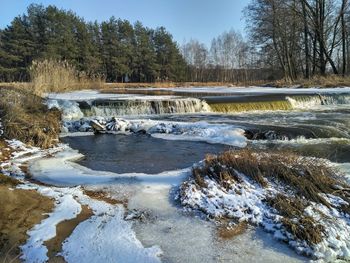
[29,59,104,95]
[0,173,19,187]
[275,74,350,88]
[266,194,325,245]
[217,221,248,240]
[194,149,350,245]
[0,87,61,148]
[83,189,127,206]
[202,149,349,207]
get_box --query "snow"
[62,117,247,147]
[46,99,84,120]
[19,185,82,263]
[60,193,162,263]
[147,121,246,147]
[180,163,350,262]
[133,86,350,95]
[0,117,3,137]
[17,184,161,263]
[47,90,181,101]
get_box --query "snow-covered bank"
[179,151,350,262]
[61,117,247,147]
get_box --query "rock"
[90,120,106,133]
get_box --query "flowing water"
[40,87,350,262]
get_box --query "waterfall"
[81,98,210,117]
[287,94,350,109]
[208,100,293,113]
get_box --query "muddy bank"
[0,174,54,262]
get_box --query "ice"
[62,117,247,147]
[29,143,191,186]
[150,122,247,147]
[46,99,84,120]
[134,86,350,95]
[47,90,181,101]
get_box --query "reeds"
[29,59,104,95]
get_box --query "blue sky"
[0,0,249,46]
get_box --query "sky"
[0,0,250,46]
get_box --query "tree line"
[2,2,347,84]
[245,0,350,81]
[0,4,186,82]
[180,30,281,83]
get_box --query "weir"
[79,98,210,117]
[287,94,350,108]
[205,93,350,113]
[208,100,293,113]
[58,92,350,119]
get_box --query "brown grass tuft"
[217,221,248,240]
[0,87,61,148]
[0,173,19,187]
[198,149,349,207]
[192,149,350,245]
[266,194,325,245]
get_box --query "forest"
[0,1,349,83]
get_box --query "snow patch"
[46,99,84,120]
[18,184,162,263]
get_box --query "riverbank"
[3,74,350,93]
[1,85,350,262]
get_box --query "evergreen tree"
[133,22,158,82]
[0,4,188,82]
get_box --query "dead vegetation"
[217,221,248,240]
[83,189,127,206]
[274,74,350,88]
[29,59,104,96]
[266,194,325,245]
[0,87,61,148]
[193,149,350,245]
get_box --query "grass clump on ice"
[0,87,61,148]
[180,149,350,260]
